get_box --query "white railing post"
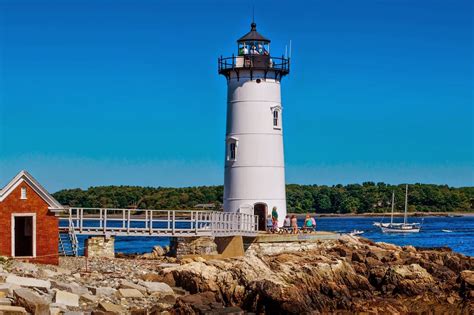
[122,210,126,229]
[103,209,107,233]
[149,211,153,234]
[145,210,148,230]
[127,209,131,234]
[195,211,199,234]
[99,209,103,228]
[80,208,83,233]
[172,211,176,235]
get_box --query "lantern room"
[218,22,290,80]
[237,22,270,56]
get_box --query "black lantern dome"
[237,22,270,43]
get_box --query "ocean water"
[70,216,474,257]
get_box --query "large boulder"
[382,264,435,295]
[6,275,51,289]
[459,270,474,299]
[13,288,50,315]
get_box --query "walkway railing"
[59,208,258,237]
[218,55,290,75]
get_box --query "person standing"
[290,215,298,234]
[266,215,273,232]
[283,215,291,233]
[271,207,279,233]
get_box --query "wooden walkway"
[59,208,259,237]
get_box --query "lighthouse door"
[254,203,267,231]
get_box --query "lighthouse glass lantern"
[218,22,290,230]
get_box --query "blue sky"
[0,0,472,191]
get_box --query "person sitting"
[311,216,317,232]
[290,215,298,234]
[302,214,313,232]
[266,215,273,232]
[283,215,291,233]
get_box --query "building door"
[14,216,34,257]
[254,203,267,231]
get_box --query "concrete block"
[6,275,51,289]
[215,236,244,258]
[85,236,115,258]
[55,290,79,307]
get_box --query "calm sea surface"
[73,216,474,257]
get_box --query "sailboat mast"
[391,191,394,225]
[404,184,408,225]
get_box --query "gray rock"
[0,283,20,296]
[139,281,174,296]
[99,301,125,313]
[80,293,98,303]
[94,287,117,297]
[13,262,38,274]
[13,288,50,315]
[118,288,144,298]
[119,280,147,294]
[38,268,59,279]
[6,275,51,289]
[49,307,62,315]
[51,281,89,295]
[53,267,72,275]
[0,297,12,306]
[55,290,79,307]
[0,305,27,314]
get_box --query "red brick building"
[0,171,63,265]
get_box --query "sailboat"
[375,185,421,233]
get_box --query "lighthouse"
[218,22,290,230]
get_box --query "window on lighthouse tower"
[227,138,238,162]
[272,106,282,129]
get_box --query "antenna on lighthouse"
[289,40,292,59]
[285,45,288,58]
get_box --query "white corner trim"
[11,213,37,258]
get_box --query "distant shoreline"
[290,212,474,218]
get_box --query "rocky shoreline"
[0,235,473,314]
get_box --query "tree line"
[52,182,474,214]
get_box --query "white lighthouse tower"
[218,22,290,229]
